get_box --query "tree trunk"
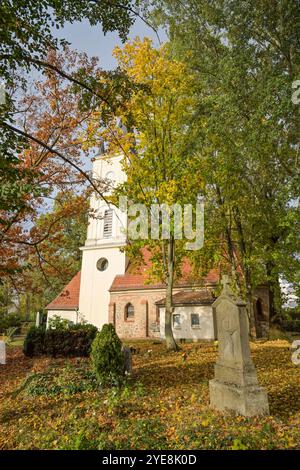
[233,207,257,338]
[245,269,257,338]
[25,293,30,322]
[215,187,241,293]
[164,237,179,351]
[266,262,282,323]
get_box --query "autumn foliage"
[0,340,299,450]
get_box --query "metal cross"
[221,275,231,294]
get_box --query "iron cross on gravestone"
[221,275,232,294]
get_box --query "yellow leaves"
[190,392,197,403]
[230,439,248,450]
[113,38,184,89]
[166,426,177,438]
[284,437,296,449]
[84,37,200,200]
[201,419,210,427]
[112,36,196,113]
[155,180,179,204]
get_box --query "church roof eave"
[45,271,81,310]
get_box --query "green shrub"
[44,325,97,357]
[23,326,45,357]
[268,325,290,340]
[23,324,97,357]
[20,321,35,336]
[48,314,74,330]
[5,326,19,345]
[91,324,125,386]
[282,319,300,332]
[0,313,21,334]
[13,364,98,397]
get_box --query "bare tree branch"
[1,121,111,205]
[0,54,112,107]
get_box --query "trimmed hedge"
[23,326,46,357]
[23,324,98,358]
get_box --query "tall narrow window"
[191,313,200,328]
[103,209,113,238]
[173,314,181,329]
[125,303,134,320]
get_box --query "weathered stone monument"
[122,345,132,375]
[209,275,269,416]
[0,340,6,365]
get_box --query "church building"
[46,153,270,340]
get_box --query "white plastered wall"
[159,305,215,341]
[78,153,127,329]
[79,245,126,329]
[46,309,78,326]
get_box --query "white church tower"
[78,153,127,328]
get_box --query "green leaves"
[91,324,125,386]
[151,0,300,312]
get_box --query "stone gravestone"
[35,311,41,327]
[209,275,269,416]
[0,340,6,365]
[122,345,132,375]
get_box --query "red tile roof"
[45,249,220,308]
[110,247,219,292]
[155,289,215,306]
[46,271,81,310]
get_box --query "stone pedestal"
[0,340,6,365]
[209,276,269,416]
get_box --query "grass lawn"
[0,336,25,347]
[8,338,25,347]
[0,340,299,450]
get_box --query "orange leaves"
[2,46,100,289]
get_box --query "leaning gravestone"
[0,340,6,365]
[209,275,269,416]
[122,345,132,375]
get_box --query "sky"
[54,17,167,70]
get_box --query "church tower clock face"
[105,171,115,181]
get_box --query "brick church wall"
[110,288,182,339]
[109,285,271,340]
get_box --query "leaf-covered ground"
[0,340,299,450]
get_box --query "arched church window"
[96,257,108,271]
[103,209,113,238]
[125,303,134,320]
[104,172,115,191]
